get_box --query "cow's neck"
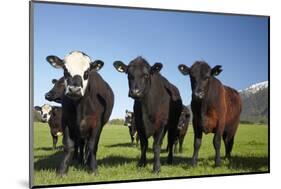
[140,76,166,116]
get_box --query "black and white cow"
[113,56,182,173]
[46,51,114,176]
[35,104,63,149]
[124,110,139,146]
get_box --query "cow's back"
[160,75,182,102]
[224,86,242,127]
[159,74,183,129]
[87,71,114,125]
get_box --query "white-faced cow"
[46,51,114,176]
[35,104,63,149]
[113,56,182,173]
[124,110,139,146]
[178,61,242,167]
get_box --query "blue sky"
[33,2,268,119]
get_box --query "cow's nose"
[69,86,80,93]
[131,89,141,96]
[45,92,52,99]
[194,91,204,99]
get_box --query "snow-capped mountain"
[239,81,268,124]
[239,81,268,97]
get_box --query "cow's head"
[113,56,162,99]
[45,77,65,103]
[46,51,104,100]
[124,110,133,127]
[34,104,52,123]
[178,61,222,100]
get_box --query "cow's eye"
[144,74,149,79]
[83,70,89,80]
[204,76,210,81]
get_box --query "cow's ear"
[52,79,58,84]
[90,60,104,71]
[211,65,222,76]
[46,55,64,69]
[34,106,41,111]
[113,61,128,73]
[150,62,162,74]
[178,64,190,75]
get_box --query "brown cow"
[178,61,242,167]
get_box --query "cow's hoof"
[152,168,160,174]
[215,159,221,167]
[137,161,146,167]
[191,159,197,167]
[88,169,99,176]
[215,163,221,167]
[167,157,173,165]
[56,169,67,177]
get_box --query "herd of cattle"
[34,51,242,176]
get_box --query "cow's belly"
[142,112,154,138]
[203,111,218,134]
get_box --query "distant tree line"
[33,109,41,122]
[108,119,125,125]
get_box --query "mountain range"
[239,81,268,124]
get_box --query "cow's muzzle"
[66,85,83,99]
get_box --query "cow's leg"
[224,136,234,159]
[138,136,148,167]
[52,134,58,150]
[57,126,75,176]
[167,127,176,164]
[213,132,222,167]
[191,124,202,166]
[78,139,85,165]
[135,135,139,147]
[130,129,135,146]
[73,143,79,161]
[87,126,101,175]
[174,138,179,154]
[179,135,185,153]
[153,128,165,173]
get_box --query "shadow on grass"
[228,155,269,172]
[34,151,87,172]
[34,146,63,151]
[105,142,168,154]
[105,142,136,148]
[99,155,138,167]
[180,155,269,172]
[34,151,63,171]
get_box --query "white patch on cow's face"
[56,132,63,136]
[40,104,52,122]
[64,51,91,96]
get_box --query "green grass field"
[33,123,268,186]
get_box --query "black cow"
[124,110,139,146]
[44,77,82,160]
[178,61,242,166]
[45,77,65,103]
[113,56,182,173]
[46,51,114,175]
[173,105,190,153]
[35,104,63,149]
